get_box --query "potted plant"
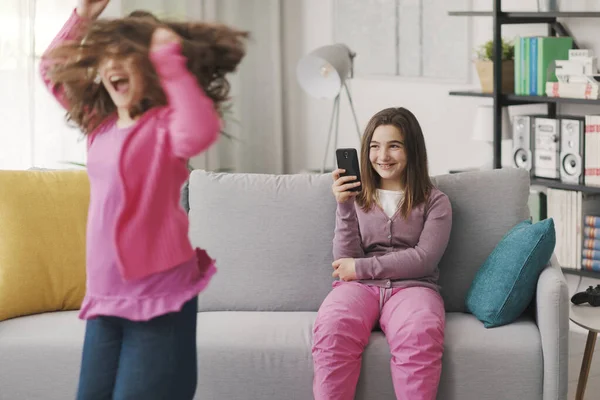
[474,38,515,94]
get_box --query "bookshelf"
[449,0,600,279]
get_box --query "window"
[0,0,84,170]
[333,0,471,82]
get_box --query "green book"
[523,38,530,96]
[536,37,573,95]
[514,38,521,94]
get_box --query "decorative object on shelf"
[472,104,511,169]
[537,0,560,12]
[474,38,515,93]
[297,43,362,173]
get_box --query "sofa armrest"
[535,254,569,400]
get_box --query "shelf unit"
[449,1,600,279]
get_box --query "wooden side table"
[570,303,600,400]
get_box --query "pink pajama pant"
[312,281,445,400]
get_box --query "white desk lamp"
[296,44,362,173]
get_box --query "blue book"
[582,258,600,272]
[582,249,600,261]
[530,37,538,95]
[583,238,600,251]
[585,215,600,228]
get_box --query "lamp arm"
[322,95,341,173]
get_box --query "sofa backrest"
[188,167,530,313]
[431,168,530,311]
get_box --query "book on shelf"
[585,115,600,187]
[582,214,600,272]
[583,238,600,250]
[545,81,600,99]
[585,215,600,227]
[515,36,573,96]
[546,188,582,270]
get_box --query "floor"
[566,274,600,400]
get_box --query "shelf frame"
[449,2,600,172]
[449,11,600,19]
[562,268,600,279]
[448,91,600,106]
[530,179,600,195]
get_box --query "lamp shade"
[296,43,354,99]
[472,105,512,142]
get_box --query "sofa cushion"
[188,168,531,313]
[0,310,543,400]
[0,311,85,400]
[188,171,337,312]
[0,170,89,321]
[465,218,556,328]
[432,168,530,312]
[195,311,542,400]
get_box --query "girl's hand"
[331,169,360,204]
[150,27,182,52]
[77,0,110,20]
[332,258,357,281]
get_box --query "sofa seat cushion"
[195,311,543,400]
[438,313,543,400]
[0,311,543,400]
[0,311,85,400]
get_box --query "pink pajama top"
[41,10,219,321]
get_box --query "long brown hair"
[356,107,433,219]
[44,12,248,134]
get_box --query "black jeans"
[76,298,198,400]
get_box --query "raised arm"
[354,191,452,280]
[149,29,220,159]
[40,2,108,109]
[331,169,364,259]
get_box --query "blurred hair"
[44,11,248,133]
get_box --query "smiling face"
[369,124,406,191]
[98,56,144,111]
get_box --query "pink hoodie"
[40,10,219,282]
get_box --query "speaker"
[533,117,560,180]
[559,116,585,184]
[512,115,533,171]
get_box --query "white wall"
[283,0,600,175]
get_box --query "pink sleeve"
[39,9,89,110]
[354,191,452,280]
[149,42,221,159]
[332,200,365,260]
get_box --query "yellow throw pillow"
[0,170,89,321]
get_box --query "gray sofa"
[0,167,568,400]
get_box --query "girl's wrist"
[75,7,96,20]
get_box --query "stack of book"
[514,36,573,96]
[583,215,600,272]
[546,81,600,99]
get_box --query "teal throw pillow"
[465,218,556,328]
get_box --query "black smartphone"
[335,148,361,192]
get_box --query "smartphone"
[335,148,361,192]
